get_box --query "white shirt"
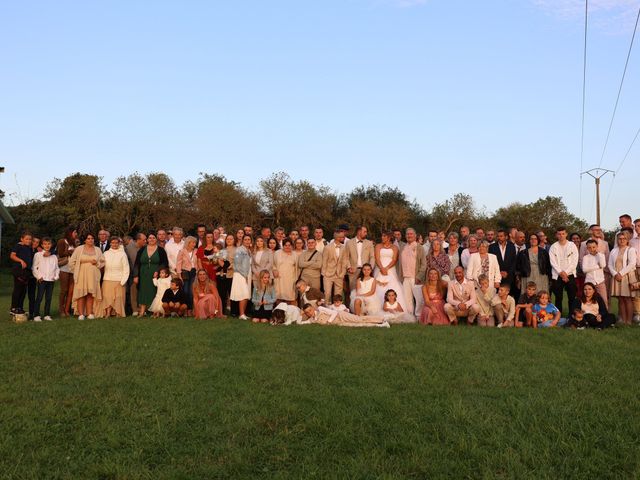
[631,237,640,266]
[315,239,326,253]
[165,239,185,273]
[549,241,579,280]
[274,303,302,325]
[356,239,364,267]
[32,252,59,282]
[581,253,606,285]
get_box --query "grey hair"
[172,227,184,235]
[448,231,459,240]
[479,240,490,248]
[405,227,416,235]
[184,236,197,246]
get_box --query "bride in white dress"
[373,232,408,313]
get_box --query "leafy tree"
[429,193,480,233]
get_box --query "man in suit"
[444,266,480,325]
[489,229,517,297]
[314,227,327,254]
[295,279,324,309]
[397,227,426,315]
[98,229,110,253]
[346,226,375,292]
[393,228,405,249]
[298,238,323,290]
[321,231,348,304]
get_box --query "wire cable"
[579,0,589,218]
[597,4,640,168]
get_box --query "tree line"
[3,171,589,261]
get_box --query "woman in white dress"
[350,263,382,315]
[374,231,408,312]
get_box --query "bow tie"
[357,240,363,243]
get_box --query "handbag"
[58,256,69,267]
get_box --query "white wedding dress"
[374,247,408,313]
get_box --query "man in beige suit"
[321,231,348,304]
[298,238,322,290]
[346,226,375,292]
[444,266,480,325]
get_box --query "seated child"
[567,308,588,329]
[514,281,537,328]
[531,290,567,328]
[328,294,349,313]
[475,274,496,327]
[382,289,415,323]
[161,277,189,317]
[492,282,516,328]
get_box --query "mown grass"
[1,275,639,479]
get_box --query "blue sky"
[1,0,638,229]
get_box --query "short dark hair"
[556,226,567,233]
[586,239,597,246]
[171,277,183,288]
[619,214,632,221]
[41,236,53,244]
[332,294,343,302]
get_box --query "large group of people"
[9,214,640,329]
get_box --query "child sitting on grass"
[514,281,537,328]
[493,282,516,328]
[328,294,349,313]
[161,277,188,317]
[475,274,496,327]
[567,308,587,329]
[382,289,415,323]
[531,290,567,328]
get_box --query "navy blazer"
[489,241,517,279]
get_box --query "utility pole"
[581,168,614,225]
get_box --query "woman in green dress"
[133,232,168,316]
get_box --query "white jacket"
[608,247,638,277]
[466,252,501,286]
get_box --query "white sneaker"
[44,316,53,321]
[78,315,85,321]
[497,323,503,328]
[132,312,139,317]
[87,314,95,320]
[239,314,249,320]
[633,314,640,325]
[33,316,42,322]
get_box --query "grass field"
[2,276,640,479]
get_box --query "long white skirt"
[373,266,408,313]
[230,272,252,301]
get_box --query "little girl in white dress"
[350,263,382,315]
[149,268,172,317]
[382,289,416,324]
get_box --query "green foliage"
[492,196,589,236]
[4,173,591,258]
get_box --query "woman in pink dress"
[420,268,449,325]
[192,269,225,319]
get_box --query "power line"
[604,124,640,211]
[597,4,640,168]
[579,0,588,218]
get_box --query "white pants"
[403,277,417,316]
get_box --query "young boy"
[493,282,516,328]
[514,281,537,328]
[581,239,608,307]
[161,278,188,317]
[475,274,496,327]
[532,290,567,328]
[10,231,34,317]
[328,294,349,313]
[32,237,59,321]
[567,308,587,329]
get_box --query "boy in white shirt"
[32,237,59,321]
[581,239,608,308]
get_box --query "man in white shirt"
[581,239,608,307]
[549,227,579,311]
[398,228,426,315]
[314,227,327,254]
[165,227,185,274]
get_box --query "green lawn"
[2,276,639,479]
